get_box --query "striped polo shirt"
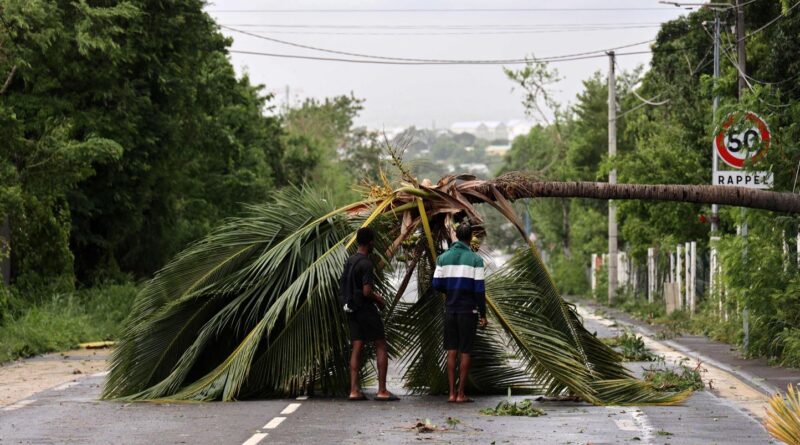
[432,241,486,317]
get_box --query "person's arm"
[474,258,487,327]
[359,259,385,308]
[432,257,446,293]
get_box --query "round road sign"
[714,111,771,169]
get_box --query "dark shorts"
[348,305,385,342]
[444,312,478,353]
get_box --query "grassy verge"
[0,284,137,363]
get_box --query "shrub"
[0,283,137,363]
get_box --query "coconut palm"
[105,160,800,404]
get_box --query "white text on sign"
[714,171,773,189]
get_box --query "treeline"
[500,1,800,364]
[0,1,380,309]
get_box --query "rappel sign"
[713,111,772,189]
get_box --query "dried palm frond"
[766,385,800,445]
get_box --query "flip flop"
[348,394,369,401]
[455,398,474,404]
[374,394,400,402]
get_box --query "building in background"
[450,119,533,141]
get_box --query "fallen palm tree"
[103,162,800,404]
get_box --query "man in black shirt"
[340,227,398,401]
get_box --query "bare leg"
[374,339,390,397]
[456,353,471,402]
[349,340,364,398]
[447,349,458,402]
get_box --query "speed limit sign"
[714,111,771,169]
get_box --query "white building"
[450,119,533,141]
[486,144,510,157]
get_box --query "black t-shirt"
[340,253,375,310]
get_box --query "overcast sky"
[206,0,689,129]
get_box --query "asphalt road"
[0,318,776,445]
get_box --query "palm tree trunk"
[476,173,800,214]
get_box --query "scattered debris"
[602,330,658,362]
[480,399,546,417]
[413,418,437,434]
[445,417,461,429]
[643,357,705,392]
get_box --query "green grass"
[0,284,137,363]
[643,358,705,392]
[602,330,658,362]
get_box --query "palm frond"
[766,385,800,445]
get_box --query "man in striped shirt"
[432,222,487,403]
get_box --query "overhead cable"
[209,7,680,13]
[221,25,655,64]
[227,49,654,65]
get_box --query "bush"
[0,283,137,363]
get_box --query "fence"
[591,242,709,315]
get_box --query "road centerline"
[281,403,301,414]
[263,416,286,429]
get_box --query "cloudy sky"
[206,0,690,129]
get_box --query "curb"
[582,304,780,397]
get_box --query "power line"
[227,49,655,65]
[218,22,666,29]
[221,25,655,64]
[223,26,662,37]
[209,7,680,13]
[738,0,800,41]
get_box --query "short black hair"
[356,227,375,246]
[456,223,473,243]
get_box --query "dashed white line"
[281,403,301,415]
[91,371,110,377]
[607,406,654,444]
[240,432,268,445]
[241,401,302,444]
[263,416,286,429]
[296,395,309,400]
[2,399,36,411]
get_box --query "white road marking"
[241,432,268,445]
[2,399,36,411]
[630,409,656,443]
[91,371,110,377]
[53,381,80,391]
[281,403,301,414]
[296,395,309,400]
[613,418,638,431]
[607,406,655,444]
[263,416,286,429]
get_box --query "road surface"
[0,312,775,445]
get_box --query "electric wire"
[221,24,656,64]
[209,7,681,13]
[227,49,655,65]
[738,0,800,41]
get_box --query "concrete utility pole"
[736,0,747,98]
[710,9,722,314]
[735,0,750,352]
[607,51,618,305]
[711,10,721,232]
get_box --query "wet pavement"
[0,315,776,445]
[573,296,800,396]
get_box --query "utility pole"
[710,10,722,315]
[711,10,721,232]
[607,51,618,305]
[735,0,750,352]
[736,0,747,98]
